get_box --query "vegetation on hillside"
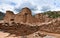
[0,12,5,20]
[43,11,60,18]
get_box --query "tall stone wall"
[3,7,51,25]
[4,10,15,23]
[14,7,34,23]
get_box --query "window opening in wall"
[10,19,14,21]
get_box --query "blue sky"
[0,0,60,14]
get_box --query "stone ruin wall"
[3,7,51,25]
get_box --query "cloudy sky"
[0,0,60,14]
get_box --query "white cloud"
[14,1,38,14]
[41,6,51,12]
[0,0,60,14]
[0,4,14,13]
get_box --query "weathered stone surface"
[3,7,52,25]
[14,7,39,24]
[14,7,32,23]
[35,13,53,23]
[1,7,60,38]
[4,10,15,23]
[18,7,32,15]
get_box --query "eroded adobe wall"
[14,7,34,23]
[4,11,15,23]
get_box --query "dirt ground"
[0,31,58,38]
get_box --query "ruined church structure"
[3,7,51,25]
